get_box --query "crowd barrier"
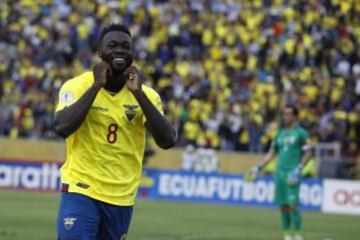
[0,159,359,216]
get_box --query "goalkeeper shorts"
[274,170,300,205]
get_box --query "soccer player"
[53,24,176,240]
[247,105,311,240]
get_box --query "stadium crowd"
[1,0,360,159]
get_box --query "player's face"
[282,108,296,126]
[99,31,133,73]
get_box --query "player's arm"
[245,138,278,181]
[247,148,277,179]
[287,131,312,185]
[297,130,313,170]
[125,66,177,149]
[54,62,110,138]
[257,148,277,170]
[300,147,312,168]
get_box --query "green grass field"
[0,190,359,240]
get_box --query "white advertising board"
[323,179,360,215]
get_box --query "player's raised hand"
[124,66,141,93]
[93,61,112,87]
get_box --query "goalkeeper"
[246,105,312,240]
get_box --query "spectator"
[0,0,360,159]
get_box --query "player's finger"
[104,63,112,79]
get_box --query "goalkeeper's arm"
[257,148,277,170]
[245,149,276,181]
[300,144,312,169]
[287,147,312,185]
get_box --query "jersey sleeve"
[142,87,164,125]
[271,133,279,153]
[300,129,311,150]
[55,79,82,113]
[300,129,310,144]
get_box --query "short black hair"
[285,104,299,116]
[98,23,131,45]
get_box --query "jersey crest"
[123,104,139,121]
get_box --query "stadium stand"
[0,0,359,162]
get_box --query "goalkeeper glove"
[287,164,302,186]
[245,165,261,182]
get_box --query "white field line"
[136,231,332,240]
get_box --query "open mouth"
[113,57,125,64]
[112,57,127,71]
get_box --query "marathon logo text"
[0,162,61,191]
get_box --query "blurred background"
[0,0,360,240]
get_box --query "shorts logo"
[120,233,127,240]
[64,217,77,231]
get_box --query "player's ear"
[98,51,103,59]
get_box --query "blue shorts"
[57,192,133,240]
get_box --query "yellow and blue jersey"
[55,71,163,206]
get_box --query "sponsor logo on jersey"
[64,217,77,230]
[284,136,296,144]
[76,182,89,189]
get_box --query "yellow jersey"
[55,71,163,206]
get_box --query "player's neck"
[285,122,296,130]
[104,73,126,93]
